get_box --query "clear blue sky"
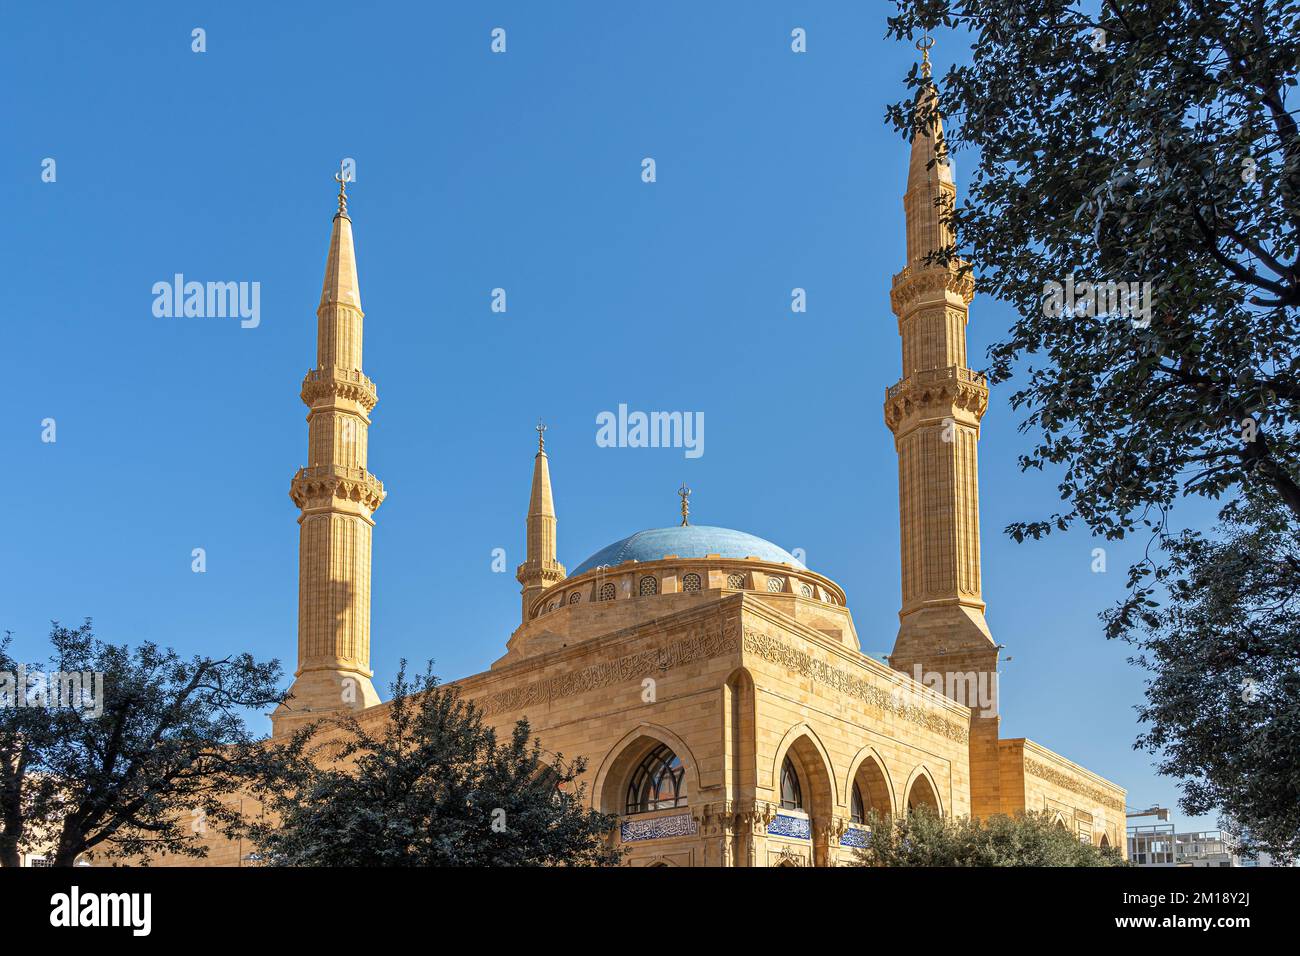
[2,1,1218,828]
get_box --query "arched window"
[727,573,746,589]
[851,782,865,824]
[906,773,940,815]
[767,577,785,593]
[780,756,803,811]
[800,583,813,598]
[625,744,687,814]
[599,582,616,602]
[639,575,658,596]
[569,592,580,605]
[682,572,701,592]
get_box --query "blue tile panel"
[767,812,812,840]
[620,812,698,843]
[840,825,871,848]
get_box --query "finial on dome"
[536,420,547,453]
[678,483,692,526]
[917,33,934,79]
[334,161,351,219]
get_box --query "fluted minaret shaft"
[885,73,989,627]
[516,429,566,622]
[885,61,1001,816]
[275,184,384,734]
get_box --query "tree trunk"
[52,829,84,867]
[0,834,20,868]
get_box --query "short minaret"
[883,43,1002,814]
[516,423,566,622]
[274,168,385,736]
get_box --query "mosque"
[257,51,1126,867]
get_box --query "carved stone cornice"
[1024,757,1126,813]
[289,464,386,514]
[301,367,378,413]
[884,365,989,434]
[890,261,975,316]
[472,616,739,718]
[742,627,971,744]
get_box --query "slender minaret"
[884,42,1002,814]
[516,423,566,622]
[274,168,385,736]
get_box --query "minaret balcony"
[889,260,974,317]
[884,365,989,434]
[300,367,378,413]
[289,464,386,515]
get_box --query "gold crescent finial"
[678,483,692,526]
[917,33,935,78]
[536,420,547,452]
[334,161,350,217]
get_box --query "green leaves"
[241,661,622,867]
[855,808,1129,866]
[0,621,285,866]
[1112,494,1300,862]
[886,0,1300,861]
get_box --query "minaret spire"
[883,45,1000,812]
[516,422,566,622]
[274,167,385,736]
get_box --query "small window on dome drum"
[767,577,785,593]
[727,573,745,589]
[599,582,616,602]
[569,592,580,605]
[639,575,657,596]
[682,572,701,592]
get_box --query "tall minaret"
[274,168,385,736]
[516,423,566,622]
[884,42,1002,814]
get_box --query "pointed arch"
[902,765,943,816]
[593,724,702,815]
[844,745,896,820]
[770,724,836,821]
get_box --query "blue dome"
[570,525,804,576]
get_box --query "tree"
[0,621,284,866]
[1116,494,1300,863]
[240,662,622,867]
[884,0,1300,854]
[887,0,1300,536]
[855,809,1129,866]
